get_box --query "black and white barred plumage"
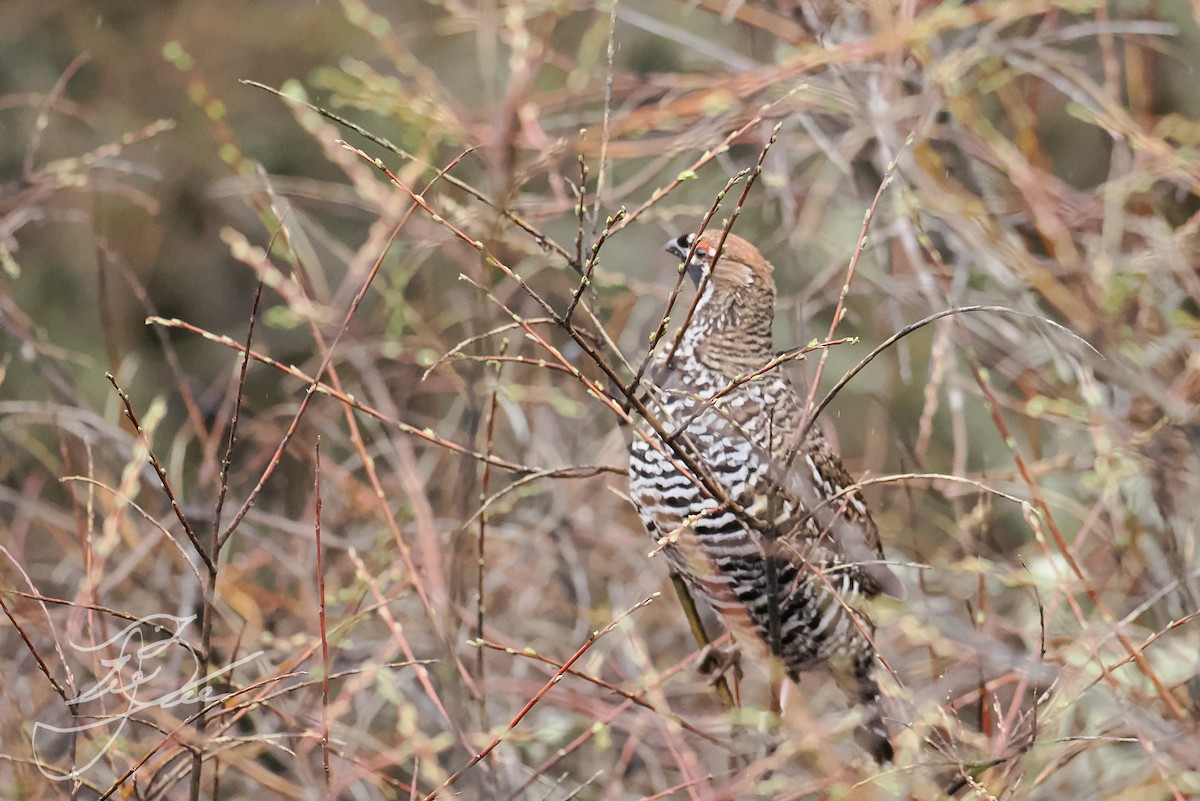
[628,230,894,762]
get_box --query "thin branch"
[424,593,659,800]
[105,374,214,574]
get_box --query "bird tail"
[854,695,894,764]
[836,655,893,763]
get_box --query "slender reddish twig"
[106,374,214,574]
[625,169,747,402]
[565,207,625,323]
[474,340,507,741]
[97,673,302,800]
[968,361,1186,721]
[314,439,331,791]
[796,137,910,436]
[663,122,783,367]
[424,594,659,800]
[471,637,732,749]
[148,316,578,474]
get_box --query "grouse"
[627,230,894,762]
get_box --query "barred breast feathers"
[628,229,896,761]
[643,231,897,594]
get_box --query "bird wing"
[651,362,900,598]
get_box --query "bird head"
[664,230,778,361]
[666,231,775,298]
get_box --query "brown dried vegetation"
[1,1,1198,799]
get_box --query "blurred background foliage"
[2,1,1199,799]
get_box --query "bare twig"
[424,593,659,800]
